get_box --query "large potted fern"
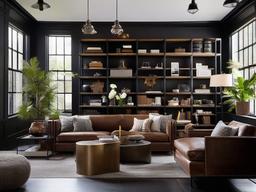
[18,57,55,136]
[224,61,256,115]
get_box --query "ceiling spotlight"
[31,0,50,11]
[223,0,239,8]
[82,0,97,35]
[188,0,199,14]
[111,0,124,35]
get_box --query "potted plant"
[18,57,56,136]
[223,60,256,115]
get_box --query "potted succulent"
[18,57,56,136]
[223,60,256,115]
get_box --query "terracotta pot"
[236,101,250,115]
[29,121,46,136]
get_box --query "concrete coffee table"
[76,140,120,176]
[120,140,151,164]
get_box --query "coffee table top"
[76,140,119,146]
[120,140,151,147]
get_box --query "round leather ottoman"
[0,154,30,191]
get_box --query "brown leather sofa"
[49,114,175,152]
[174,121,256,177]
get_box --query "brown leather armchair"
[174,121,256,177]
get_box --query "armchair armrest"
[205,136,256,177]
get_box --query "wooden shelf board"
[138,39,164,42]
[166,52,192,57]
[108,76,136,79]
[193,92,216,95]
[108,106,136,108]
[83,68,107,70]
[80,39,107,42]
[138,68,164,71]
[79,105,105,108]
[108,53,136,56]
[192,53,216,57]
[166,76,190,79]
[137,105,165,108]
[137,92,164,95]
[193,105,220,108]
[108,39,137,42]
[80,92,107,95]
[192,113,216,116]
[79,76,107,79]
[138,76,164,79]
[193,77,211,79]
[166,38,191,42]
[166,105,191,108]
[80,53,107,56]
[166,92,191,95]
[138,53,164,56]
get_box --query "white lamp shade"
[210,74,233,87]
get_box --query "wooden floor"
[8,178,236,192]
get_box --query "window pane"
[65,37,71,54]
[65,56,71,70]
[49,36,56,54]
[239,30,243,50]
[15,93,22,113]
[58,72,64,80]
[12,29,17,51]
[253,21,256,43]
[57,81,64,93]
[57,94,64,110]
[253,44,256,65]
[8,93,13,115]
[65,72,72,80]
[57,37,64,54]
[16,72,22,92]
[239,51,243,65]
[56,56,64,70]
[8,27,12,48]
[18,53,23,70]
[244,27,248,47]
[49,56,58,70]
[65,94,72,110]
[13,51,17,70]
[65,81,72,92]
[18,32,23,53]
[51,72,58,80]
[248,23,253,45]
[232,33,238,53]
[8,49,12,68]
[8,71,12,92]
[243,48,248,67]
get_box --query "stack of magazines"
[97,135,119,143]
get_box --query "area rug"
[30,154,188,178]
[0,151,188,178]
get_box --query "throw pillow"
[73,116,93,132]
[142,118,153,132]
[59,115,74,132]
[130,118,144,132]
[159,114,173,132]
[149,114,161,132]
[211,121,238,136]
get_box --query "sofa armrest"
[205,136,256,177]
[47,120,61,139]
[187,129,213,137]
[166,119,176,149]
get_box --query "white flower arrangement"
[108,89,117,100]
[108,84,127,106]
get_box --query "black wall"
[0,0,34,149]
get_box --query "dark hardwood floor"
[5,178,236,192]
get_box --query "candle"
[119,125,121,139]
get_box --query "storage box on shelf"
[79,38,222,125]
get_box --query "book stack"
[150,49,160,54]
[88,61,103,69]
[98,135,118,143]
[196,63,211,77]
[138,49,147,53]
[86,47,103,53]
[89,99,102,106]
[122,45,133,53]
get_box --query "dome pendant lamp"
[82,0,97,35]
[188,0,199,14]
[111,0,124,35]
[31,0,50,11]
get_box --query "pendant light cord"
[87,0,89,20]
[116,0,118,20]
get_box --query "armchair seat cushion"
[133,131,169,142]
[174,137,205,161]
[56,131,110,142]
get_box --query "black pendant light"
[188,0,199,14]
[223,0,239,8]
[81,0,97,35]
[31,0,50,11]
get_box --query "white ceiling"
[16,0,235,22]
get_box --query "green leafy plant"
[18,57,56,120]
[223,61,256,112]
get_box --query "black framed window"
[8,24,24,116]
[48,35,72,112]
[231,18,256,115]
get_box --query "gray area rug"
[0,151,188,178]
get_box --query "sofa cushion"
[56,131,110,142]
[211,121,238,136]
[228,121,256,136]
[59,116,74,132]
[133,132,169,142]
[174,137,205,161]
[73,116,93,132]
